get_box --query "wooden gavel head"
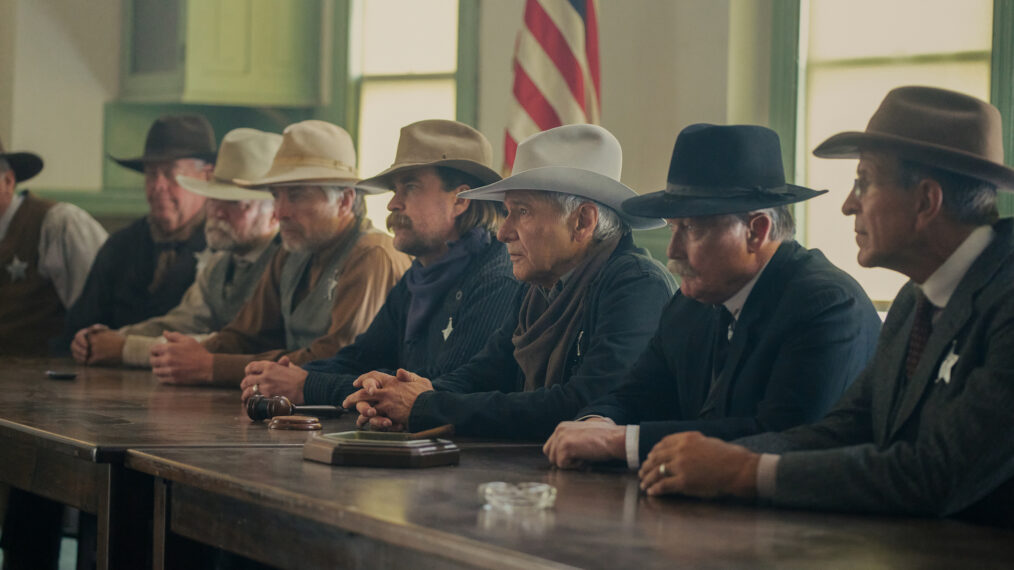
[246,395,295,421]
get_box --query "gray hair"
[320,185,366,220]
[898,160,998,225]
[735,205,795,241]
[547,192,629,241]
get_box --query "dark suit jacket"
[738,219,1014,527]
[581,240,882,460]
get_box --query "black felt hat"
[623,124,826,218]
[0,137,43,182]
[109,114,217,173]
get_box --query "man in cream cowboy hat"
[343,123,676,438]
[636,87,1014,528]
[69,128,283,368]
[149,120,410,386]
[239,119,522,407]
[544,123,880,470]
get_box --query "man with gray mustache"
[71,128,283,367]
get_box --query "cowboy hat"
[109,114,217,172]
[176,129,282,201]
[459,124,664,230]
[356,119,501,194]
[234,120,358,188]
[623,124,826,218]
[813,85,1014,189]
[0,137,43,183]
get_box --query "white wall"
[2,0,120,190]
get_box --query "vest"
[202,240,279,329]
[0,193,64,355]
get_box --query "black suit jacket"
[581,240,882,460]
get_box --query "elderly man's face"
[497,190,584,288]
[270,186,348,253]
[204,198,277,254]
[666,215,758,304]
[841,153,919,271]
[386,167,465,264]
[145,159,211,234]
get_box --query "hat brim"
[459,166,665,230]
[356,159,503,195]
[176,175,273,201]
[109,151,218,173]
[814,130,1014,190]
[234,165,360,188]
[0,152,43,182]
[623,184,827,219]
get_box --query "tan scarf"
[512,235,620,391]
[148,210,206,294]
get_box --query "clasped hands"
[71,324,125,365]
[340,369,434,431]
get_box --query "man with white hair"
[343,124,676,438]
[150,120,410,386]
[70,128,283,367]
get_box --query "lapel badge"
[936,340,959,384]
[441,317,454,341]
[5,255,28,282]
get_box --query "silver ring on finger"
[252,383,260,395]
[659,463,668,477]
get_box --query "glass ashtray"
[478,482,557,512]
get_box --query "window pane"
[808,0,992,62]
[358,78,457,231]
[802,60,990,301]
[360,0,458,75]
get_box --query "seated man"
[239,119,521,404]
[544,124,881,469]
[60,115,216,349]
[343,124,677,439]
[636,87,1014,528]
[150,120,411,385]
[71,128,283,367]
[0,138,107,355]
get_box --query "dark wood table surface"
[126,444,1014,570]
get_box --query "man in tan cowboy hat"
[543,123,880,471]
[342,124,676,438]
[60,114,216,350]
[239,119,522,406]
[636,86,1014,528]
[69,128,283,368]
[149,120,410,386]
[0,137,107,355]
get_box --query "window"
[796,0,993,303]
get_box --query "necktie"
[712,306,734,381]
[905,295,935,379]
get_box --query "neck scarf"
[148,210,206,294]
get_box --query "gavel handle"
[291,405,345,417]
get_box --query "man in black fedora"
[544,123,881,471]
[58,115,216,351]
[634,87,1014,528]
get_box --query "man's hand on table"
[240,357,307,404]
[72,324,123,365]
[341,368,434,431]
[543,418,626,469]
[149,332,214,384]
[638,431,759,499]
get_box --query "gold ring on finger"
[659,463,668,477]
[252,383,260,395]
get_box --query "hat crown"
[212,129,283,182]
[274,120,356,170]
[143,114,217,160]
[512,124,622,182]
[392,119,494,168]
[866,86,1004,163]
[667,124,787,189]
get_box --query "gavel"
[246,395,345,421]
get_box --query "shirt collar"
[233,238,273,264]
[920,225,995,309]
[721,256,772,321]
[0,190,25,241]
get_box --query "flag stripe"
[516,30,588,125]
[585,0,601,111]
[526,0,586,108]
[512,60,563,131]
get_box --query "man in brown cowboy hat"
[238,119,521,406]
[59,114,217,351]
[637,86,1014,528]
[149,120,410,386]
[0,138,106,355]
[69,128,283,367]
[543,123,880,470]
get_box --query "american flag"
[504,0,601,173]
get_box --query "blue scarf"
[403,227,490,340]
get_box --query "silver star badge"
[441,317,454,341]
[5,255,28,282]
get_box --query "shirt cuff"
[121,335,162,368]
[756,453,781,500]
[625,424,640,470]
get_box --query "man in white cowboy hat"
[149,120,411,386]
[60,114,217,350]
[636,87,1014,527]
[543,123,880,470]
[69,128,283,368]
[0,137,106,355]
[342,124,676,438]
[238,119,522,406]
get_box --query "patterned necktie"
[905,295,935,379]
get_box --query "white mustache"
[667,259,697,278]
